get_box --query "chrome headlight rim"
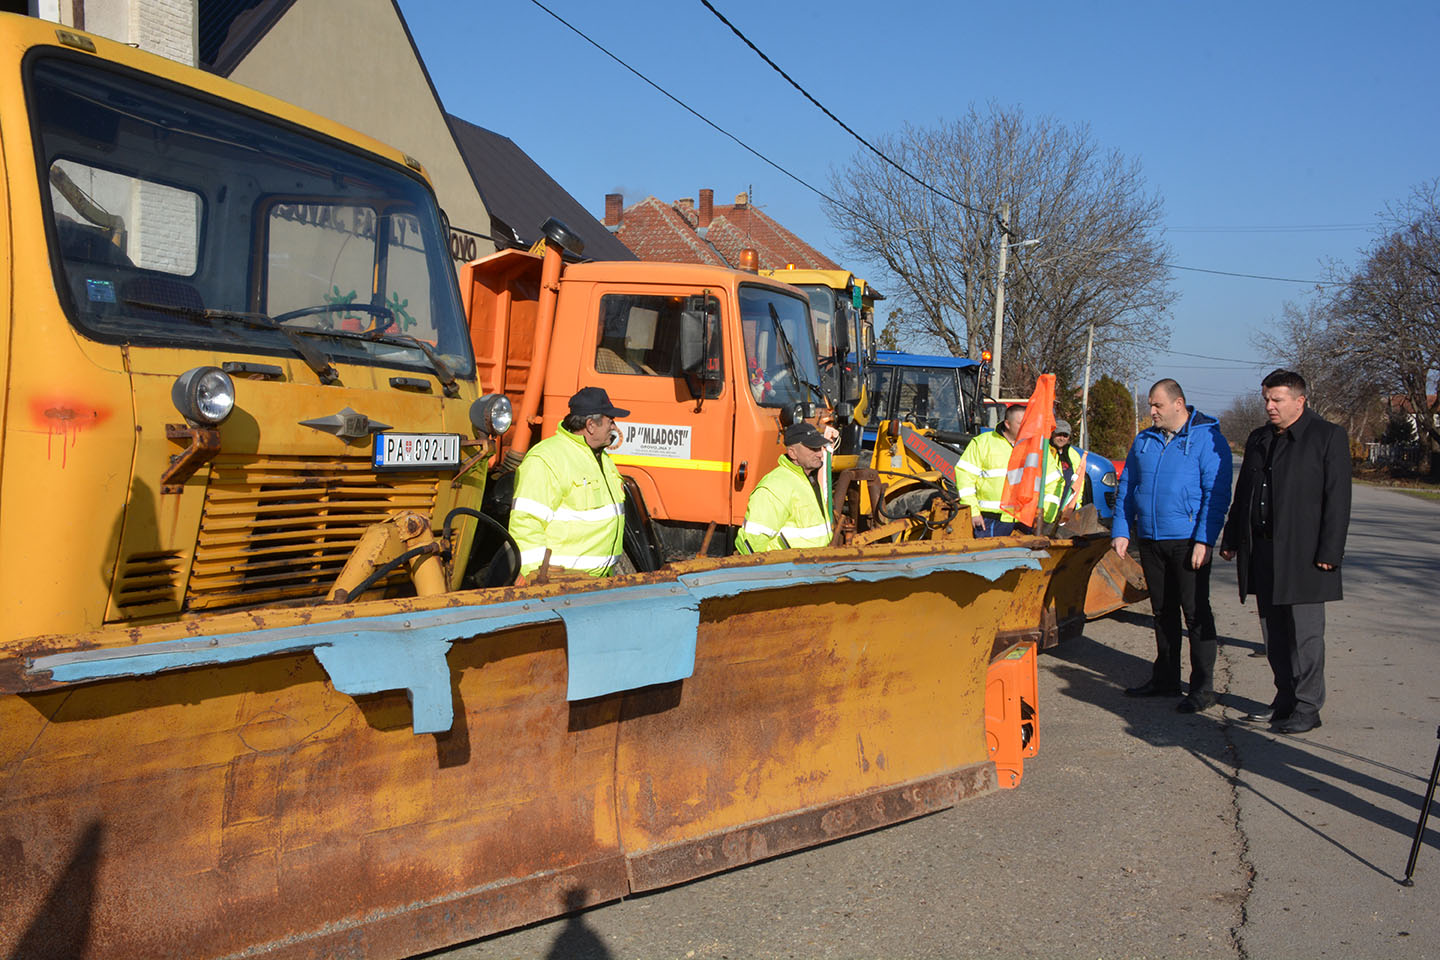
[469,393,513,437]
[171,366,236,426]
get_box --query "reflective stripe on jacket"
[509,425,625,576]
[734,455,832,553]
[961,429,1065,523]
[957,430,1014,517]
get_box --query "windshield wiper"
[768,303,826,404]
[270,302,458,395]
[359,331,459,397]
[123,299,339,383]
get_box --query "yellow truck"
[759,265,882,470]
[0,15,1077,959]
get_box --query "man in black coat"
[1220,369,1351,734]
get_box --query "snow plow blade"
[1,538,1070,959]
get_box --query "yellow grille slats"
[183,453,440,612]
[112,551,185,614]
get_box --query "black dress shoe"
[1275,715,1322,735]
[1177,696,1214,713]
[1124,681,1183,698]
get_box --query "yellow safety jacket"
[958,431,1066,523]
[734,455,833,553]
[509,425,625,577]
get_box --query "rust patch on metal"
[1084,549,1148,619]
[625,763,996,892]
[256,859,629,960]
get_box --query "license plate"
[373,433,461,470]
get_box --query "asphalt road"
[428,480,1439,960]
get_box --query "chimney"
[698,188,714,228]
[604,193,622,230]
[734,191,748,207]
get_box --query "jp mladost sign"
[614,422,692,460]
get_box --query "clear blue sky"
[401,0,1439,414]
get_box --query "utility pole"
[988,204,1011,426]
[1133,381,1141,437]
[1079,320,1095,449]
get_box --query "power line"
[524,0,839,207]
[1158,361,1270,370]
[526,0,1349,289]
[1169,222,1378,234]
[1014,237,1341,286]
[1158,348,1266,363]
[1163,261,1340,285]
[696,0,997,225]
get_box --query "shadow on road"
[1046,633,1440,881]
[542,887,614,960]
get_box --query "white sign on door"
[614,422,692,459]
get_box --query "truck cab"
[465,234,828,563]
[0,18,491,647]
[863,350,987,450]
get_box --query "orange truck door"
[581,285,735,525]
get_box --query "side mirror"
[681,295,723,400]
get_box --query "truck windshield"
[28,54,473,377]
[797,283,854,404]
[739,285,825,408]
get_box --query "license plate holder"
[373,433,461,470]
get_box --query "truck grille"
[185,453,439,610]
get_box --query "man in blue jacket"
[1112,379,1233,712]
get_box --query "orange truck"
[464,219,833,567]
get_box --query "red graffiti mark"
[29,398,110,468]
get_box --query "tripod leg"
[1401,724,1440,886]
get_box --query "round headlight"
[172,366,235,425]
[469,394,513,437]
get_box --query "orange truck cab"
[463,220,831,566]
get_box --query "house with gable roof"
[604,188,840,271]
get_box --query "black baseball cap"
[783,422,826,449]
[569,386,629,419]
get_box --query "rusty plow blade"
[0,538,1057,960]
[1084,547,1148,620]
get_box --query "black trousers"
[1138,538,1217,697]
[1249,539,1327,720]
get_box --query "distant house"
[604,189,840,271]
[1384,393,1440,442]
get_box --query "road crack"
[1216,644,1255,960]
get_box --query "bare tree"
[1328,180,1440,449]
[824,103,1176,395]
[1251,297,1384,440]
[1218,392,1268,446]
